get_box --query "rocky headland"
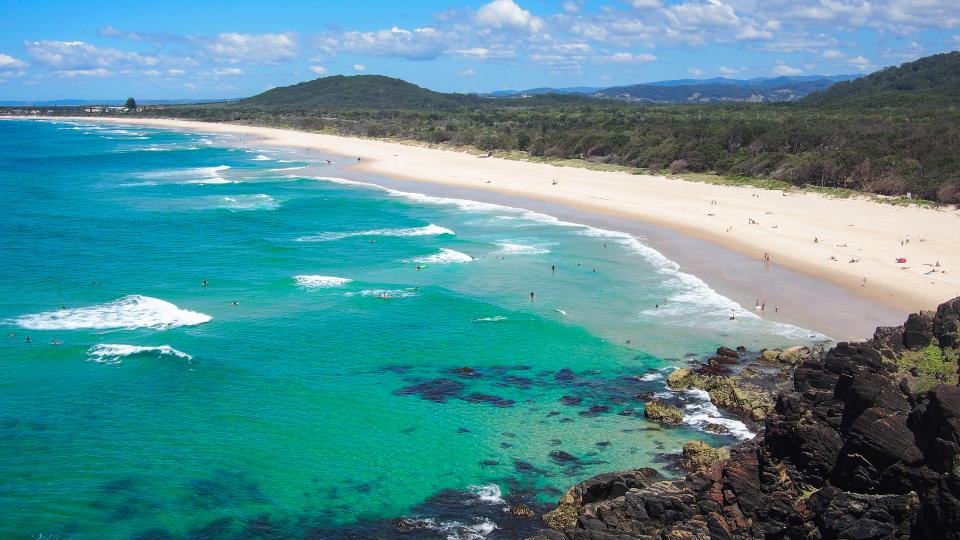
[530,296,960,539]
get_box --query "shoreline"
[29,116,960,339]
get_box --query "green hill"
[234,75,484,110]
[804,50,960,105]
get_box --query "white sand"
[44,117,960,314]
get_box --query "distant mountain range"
[485,75,857,103]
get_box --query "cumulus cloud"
[167,68,186,75]
[771,63,802,75]
[24,40,159,70]
[203,32,298,65]
[450,47,517,60]
[309,65,328,74]
[593,52,658,64]
[213,67,243,76]
[846,55,874,71]
[353,64,366,71]
[53,68,112,78]
[0,54,29,68]
[474,0,545,33]
[318,26,448,60]
[688,67,704,75]
[561,1,580,14]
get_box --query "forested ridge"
[20,51,960,202]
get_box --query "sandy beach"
[36,116,960,338]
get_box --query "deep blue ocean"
[0,119,824,539]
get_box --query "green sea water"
[0,119,824,539]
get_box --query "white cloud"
[882,41,925,60]
[821,49,845,59]
[593,52,658,64]
[203,32,298,65]
[716,65,742,75]
[561,1,580,13]
[353,64,366,71]
[474,0,545,33]
[0,53,29,68]
[688,67,704,75]
[53,68,112,78]
[143,69,160,76]
[309,65,328,74]
[167,68,186,75]
[531,53,584,71]
[450,47,517,60]
[24,40,159,70]
[320,26,448,60]
[846,55,874,71]
[213,67,243,76]
[772,62,802,75]
[459,68,476,76]
[0,70,26,80]
[629,0,662,7]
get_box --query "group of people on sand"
[754,299,779,313]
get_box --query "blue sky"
[0,0,957,100]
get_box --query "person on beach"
[761,302,766,311]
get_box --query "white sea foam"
[252,154,272,161]
[467,484,505,504]
[308,174,823,340]
[220,194,278,210]
[345,289,418,298]
[294,275,353,288]
[681,388,756,440]
[270,166,306,172]
[87,344,192,365]
[119,181,158,187]
[408,248,474,264]
[13,295,212,331]
[639,373,663,382]
[473,316,507,322]
[496,242,550,255]
[296,223,454,242]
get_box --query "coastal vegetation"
[11,51,959,203]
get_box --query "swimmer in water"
[551,265,555,272]
[530,291,535,300]
[229,301,239,305]
[202,280,208,286]
[25,336,31,342]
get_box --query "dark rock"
[717,346,739,358]
[457,427,471,433]
[460,393,515,407]
[481,460,499,466]
[550,451,579,463]
[509,503,535,518]
[451,366,481,378]
[393,517,432,531]
[596,441,611,447]
[559,395,582,406]
[394,378,465,403]
[644,398,684,424]
[703,423,730,434]
[531,297,960,540]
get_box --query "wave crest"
[88,344,192,365]
[13,295,212,331]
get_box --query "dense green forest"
[17,51,960,203]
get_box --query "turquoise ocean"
[0,119,824,539]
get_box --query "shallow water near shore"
[1,119,825,539]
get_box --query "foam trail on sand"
[294,275,353,288]
[88,344,193,365]
[12,295,212,330]
[296,223,454,242]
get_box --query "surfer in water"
[202,280,208,287]
[229,301,239,305]
[530,291,535,300]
